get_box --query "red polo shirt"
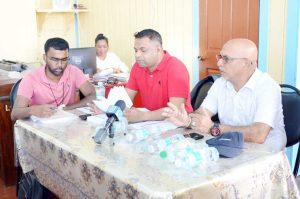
[126,51,193,112]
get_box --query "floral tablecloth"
[14,119,299,199]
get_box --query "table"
[14,118,299,198]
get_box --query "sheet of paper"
[93,86,133,112]
[108,86,133,108]
[129,120,179,132]
[76,106,93,114]
[93,97,111,112]
[30,110,77,124]
[86,114,107,127]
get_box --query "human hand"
[124,107,145,123]
[30,104,57,118]
[190,107,213,134]
[162,102,191,127]
[112,67,121,73]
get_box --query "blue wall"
[285,0,300,175]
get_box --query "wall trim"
[258,0,269,72]
[192,0,199,87]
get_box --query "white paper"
[76,106,93,114]
[93,86,133,112]
[129,120,178,132]
[93,98,111,112]
[86,114,107,127]
[108,86,133,108]
[30,110,77,124]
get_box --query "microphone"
[93,100,126,144]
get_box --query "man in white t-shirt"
[163,38,287,152]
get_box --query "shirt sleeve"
[73,67,89,88]
[125,64,138,91]
[167,59,190,99]
[201,79,221,115]
[17,75,34,101]
[253,80,280,128]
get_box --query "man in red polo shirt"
[125,29,192,123]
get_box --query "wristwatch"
[210,122,221,136]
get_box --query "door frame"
[192,0,268,86]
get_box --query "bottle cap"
[159,151,167,159]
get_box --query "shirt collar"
[243,68,261,91]
[154,50,171,71]
[226,68,261,91]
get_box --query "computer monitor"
[68,47,96,75]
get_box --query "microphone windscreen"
[115,100,126,111]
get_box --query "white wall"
[0,0,38,63]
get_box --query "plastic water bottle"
[147,134,185,153]
[126,129,150,143]
[111,117,128,136]
[95,82,105,100]
[159,145,219,169]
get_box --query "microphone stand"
[108,125,115,146]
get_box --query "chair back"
[10,78,22,108]
[280,84,300,176]
[191,75,220,110]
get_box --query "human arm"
[126,97,185,123]
[64,81,95,110]
[11,95,56,121]
[125,88,137,102]
[164,104,271,143]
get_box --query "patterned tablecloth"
[14,118,299,199]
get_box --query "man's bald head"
[221,38,258,61]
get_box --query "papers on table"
[30,110,77,124]
[93,70,129,82]
[129,120,179,132]
[76,106,93,114]
[110,73,129,82]
[86,114,107,127]
[93,86,133,112]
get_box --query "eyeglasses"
[216,54,247,64]
[48,56,70,64]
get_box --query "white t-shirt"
[202,69,287,152]
[96,52,128,73]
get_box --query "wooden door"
[199,0,259,79]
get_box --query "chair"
[190,74,220,110]
[190,74,220,122]
[9,78,22,108]
[280,84,300,177]
[9,79,22,196]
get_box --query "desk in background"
[0,75,20,186]
[14,117,300,198]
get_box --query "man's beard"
[47,65,64,76]
[136,60,148,67]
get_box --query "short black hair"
[95,33,109,45]
[134,29,162,45]
[44,37,69,53]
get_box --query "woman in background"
[95,33,128,73]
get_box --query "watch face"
[211,127,221,136]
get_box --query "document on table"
[93,86,133,112]
[129,120,179,132]
[30,110,77,124]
